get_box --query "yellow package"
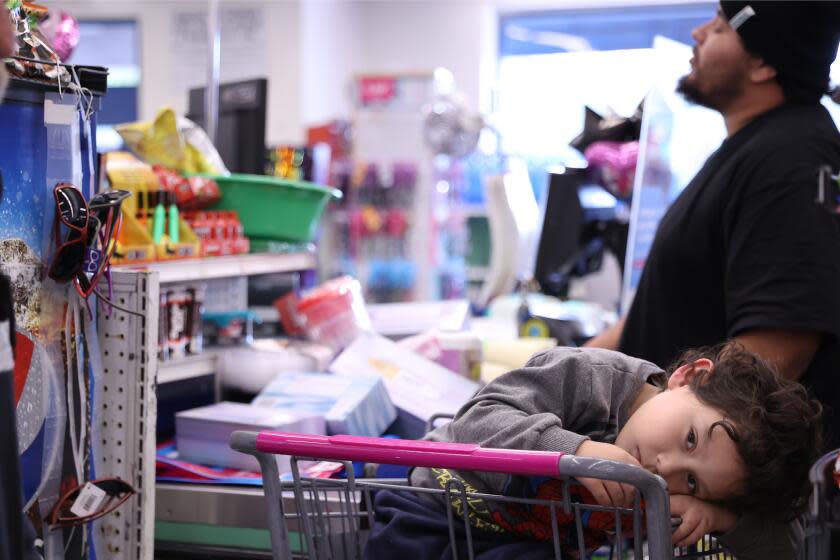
[115,108,218,175]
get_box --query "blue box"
[252,373,396,437]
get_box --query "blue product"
[252,373,396,437]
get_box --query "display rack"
[95,270,159,560]
[101,253,319,558]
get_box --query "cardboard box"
[330,332,479,438]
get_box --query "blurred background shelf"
[114,252,317,283]
[158,352,218,386]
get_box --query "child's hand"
[574,440,642,508]
[669,495,738,547]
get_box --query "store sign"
[359,77,397,106]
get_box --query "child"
[365,344,821,559]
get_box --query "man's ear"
[748,58,778,85]
[667,358,714,390]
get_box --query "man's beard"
[676,72,744,112]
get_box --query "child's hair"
[668,343,822,521]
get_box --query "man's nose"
[691,20,711,44]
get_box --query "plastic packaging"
[296,276,371,351]
[115,108,222,175]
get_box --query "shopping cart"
[802,447,840,560]
[230,430,729,560]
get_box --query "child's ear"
[667,358,714,390]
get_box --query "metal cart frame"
[230,430,732,560]
[803,448,840,560]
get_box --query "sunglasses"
[47,477,136,528]
[75,189,131,299]
[48,183,89,283]
[48,184,132,300]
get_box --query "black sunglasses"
[48,183,89,283]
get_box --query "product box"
[330,332,480,438]
[252,373,396,437]
[176,401,326,472]
[215,339,336,394]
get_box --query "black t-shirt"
[619,103,840,450]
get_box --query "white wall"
[49,0,709,144]
[50,0,301,145]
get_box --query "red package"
[295,276,370,350]
[152,165,194,206]
[186,176,221,209]
[151,166,221,210]
[273,291,305,336]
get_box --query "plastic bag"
[116,108,228,175]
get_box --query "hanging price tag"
[69,482,107,518]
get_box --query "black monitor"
[187,78,268,175]
[534,168,627,298]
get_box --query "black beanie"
[720,1,840,104]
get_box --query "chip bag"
[116,108,227,176]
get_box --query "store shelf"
[114,252,317,283]
[158,352,218,385]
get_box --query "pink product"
[584,140,639,201]
[255,432,564,478]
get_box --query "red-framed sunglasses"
[48,183,89,283]
[47,477,136,528]
[48,183,131,299]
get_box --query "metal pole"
[204,0,221,144]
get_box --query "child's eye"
[686,428,697,450]
[687,473,697,495]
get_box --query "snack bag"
[116,108,221,175]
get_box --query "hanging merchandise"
[5,1,71,86]
[48,183,131,301]
[326,161,419,302]
[584,141,640,202]
[0,28,132,556]
[49,292,135,558]
[328,71,472,302]
[38,9,79,63]
[422,93,484,159]
[569,104,643,154]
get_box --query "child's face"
[614,360,746,501]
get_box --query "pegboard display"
[94,270,158,560]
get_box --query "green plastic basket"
[208,174,341,242]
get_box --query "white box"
[176,401,326,472]
[330,332,479,438]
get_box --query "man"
[587,2,840,451]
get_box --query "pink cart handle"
[255,432,564,477]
